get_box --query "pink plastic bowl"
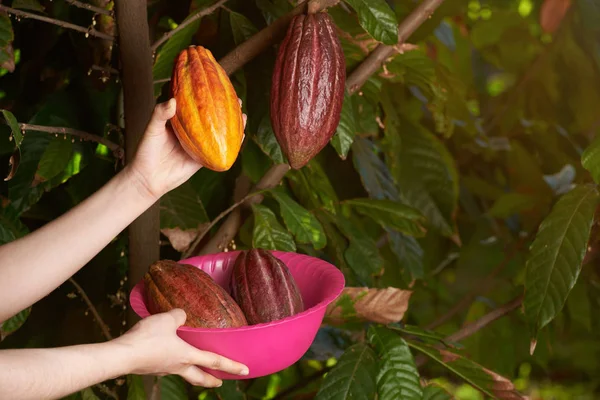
[129,250,345,380]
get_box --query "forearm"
[0,166,157,322]
[0,340,133,400]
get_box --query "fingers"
[179,365,222,388]
[166,308,187,328]
[146,98,176,136]
[185,346,249,376]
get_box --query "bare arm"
[0,309,249,399]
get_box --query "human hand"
[128,98,247,200]
[115,308,249,387]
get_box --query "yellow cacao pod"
[169,45,244,172]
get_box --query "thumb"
[146,98,176,136]
[167,308,187,328]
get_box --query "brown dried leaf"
[540,0,572,33]
[4,150,19,181]
[324,286,412,325]
[161,227,199,252]
[1,43,15,73]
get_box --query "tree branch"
[150,0,229,52]
[19,123,124,159]
[345,0,446,94]
[415,295,523,368]
[0,5,114,41]
[196,163,290,255]
[68,278,113,341]
[65,0,113,16]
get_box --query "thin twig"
[151,0,229,52]
[415,295,523,367]
[65,0,113,16]
[90,64,119,75]
[426,234,530,330]
[181,188,272,259]
[68,278,113,341]
[0,5,114,41]
[19,123,124,159]
[345,0,446,94]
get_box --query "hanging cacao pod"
[144,260,248,329]
[169,45,244,172]
[230,249,305,324]
[270,12,346,169]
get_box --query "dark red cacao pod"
[270,12,346,169]
[144,260,247,329]
[230,249,305,324]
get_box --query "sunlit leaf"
[36,138,73,182]
[343,0,398,45]
[524,184,600,340]
[314,343,378,400]
[127,375,146,400]
[325,286,412,325]
[407,341,526,399]
[367,325,422,399]
[251,203,296,252]
[271,189,326,249]
[345,198,427,237]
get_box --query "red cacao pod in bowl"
[169,45,244,172]
[129,251,345,379]
[270,12,346,169]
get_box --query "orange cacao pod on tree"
[169,45,244,172]
[144,260,247,329]
[270,12,346,169]
[230,249,305,324]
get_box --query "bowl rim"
[129,250,346,333]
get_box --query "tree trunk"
[114,0,158,395]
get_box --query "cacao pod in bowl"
[129,251,345,380]
[170,45,244,172]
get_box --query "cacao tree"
[1,0,600,399]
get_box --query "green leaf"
[388,233,424,280]
[524,184,600,340]
[81,387,100,400]
[152,15,202,94]
[1,109,22,148]
[345,198,427,237]
[487,193,540,219]
[0,204,28,244]
[331,93,358,160]
[343,0,398,45]
[566,278,592,331]
[581,134,600,184]
[407,340,524,399]
[332,213,383,284]
[352,137,400,201]
[387,323,461,349]
[1,307,31,338]
[12,0,45,12]
[255,0,293,24]
[126,375,147,400]
[0,12,13,47]
[36,138,73,182]
[314,343,378,400]
[271,190,326,249]
[159,375,187,400]
[214,380,246,400]
[229,10,258,45]
[160,181,209,230]
[251,203,296,252]
[422,384,453,400]
[254,114,285,164]
[367,325,422,400]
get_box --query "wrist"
[121,164,162,204]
